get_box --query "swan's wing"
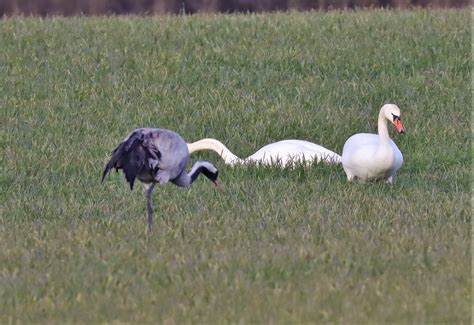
[341,134,380,167]
[249,140,341,165]
[389,139,404,172]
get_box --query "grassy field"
[0,10,471,323]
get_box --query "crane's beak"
[393,119,405,134]
[213,180,224,193]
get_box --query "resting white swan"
[341,104,405,183]
[187,138,341,167]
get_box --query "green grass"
[0,10,471,323]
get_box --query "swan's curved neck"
[377,109,390,143]
[375,108,395,164]
[187,139,244,165]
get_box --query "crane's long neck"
[187,138,244,165]
[172,161,217,188]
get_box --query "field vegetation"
[0,10,471,322]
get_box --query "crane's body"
[102,128,221,232]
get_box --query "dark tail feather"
[102,142,125,182]
[102,130,147,189]
[102,154,116,182]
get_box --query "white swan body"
[187,138,341,167]
[341,104,405,183]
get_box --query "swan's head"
[382,104,405,134]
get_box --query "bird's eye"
[391,113,400,122]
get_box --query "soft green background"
[0,10,471,322]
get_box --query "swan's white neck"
[187,139,244,165]
[377,109,391,143]
[375,107,395,165]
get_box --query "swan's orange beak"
[393,119,405,134]
[213,180,224,193]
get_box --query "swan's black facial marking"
[391,113,405,134]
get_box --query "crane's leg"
[145,183,156,232]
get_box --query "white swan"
[187,138,342,167]
[341,104,405,183]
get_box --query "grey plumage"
[102,128,222,232]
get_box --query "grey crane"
[102,128,223,232]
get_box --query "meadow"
[0,10,471,322]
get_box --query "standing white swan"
[187,138,342,167]
[341,104,405,183]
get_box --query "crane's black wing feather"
[102,129,162,190]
